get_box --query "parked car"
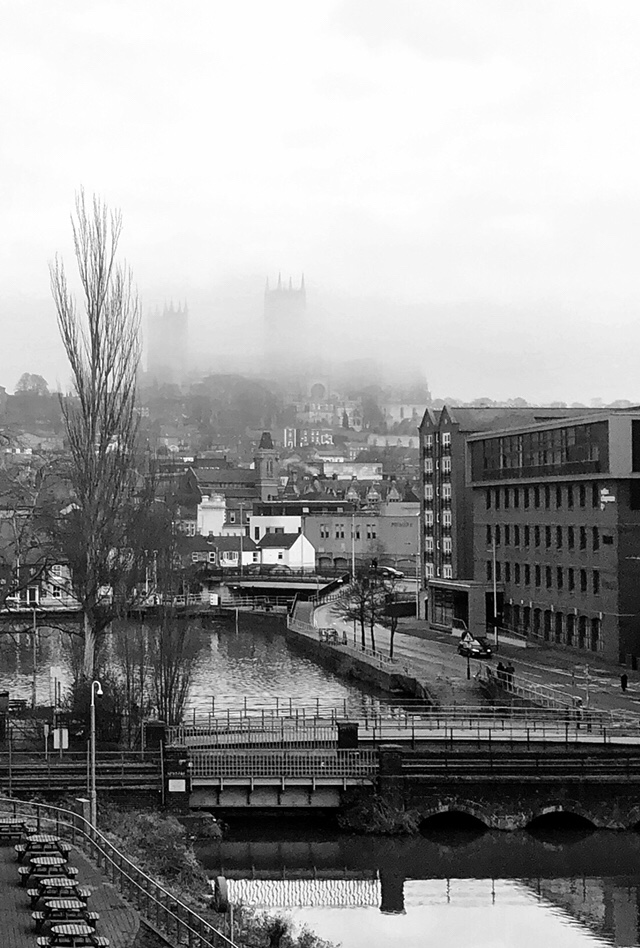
[377,566,405,580]
[263,564,292,575]
[457,635,493,659]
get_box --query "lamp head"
[92,680,103,697]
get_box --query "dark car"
[457,635,493,659]
[377,566,405,580]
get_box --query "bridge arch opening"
[527,809,596,841]
[419,809,488,845]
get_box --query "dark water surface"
[0,616,382,714]
[197,822,640,947]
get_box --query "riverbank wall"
[285,614,432,702]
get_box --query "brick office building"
[467,411,640,665]
[419,405,608,636]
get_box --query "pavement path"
[316,603,640,715]
[0,836,140,948]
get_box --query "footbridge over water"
[165,700,640,825]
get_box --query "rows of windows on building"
[318,523,378,540]
[500,602,602,653]
[486,558,601,596]
[422,431,453,580]
[486,523,607,554]
[485,482,602,511]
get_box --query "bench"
[19,865,78,885]
[37,936,108,947]
[32,911,99,932]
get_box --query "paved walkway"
[314,603,640,714]
[0,837,140,948]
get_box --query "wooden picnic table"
[20,855,75,885]
[0,817,34,839]
[17,835,71,861]
[42,922,107,946]
[32,898,99,932]
[28,876,90,907]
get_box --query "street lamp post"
[90,680,103,826]
[239,503,244,577]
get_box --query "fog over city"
[2,0,640,401]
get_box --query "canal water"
[0,614,386,715]
[196,821,640,948]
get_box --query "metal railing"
[190,749,378,779]
[0,795,238,948]
[172,720,337,750]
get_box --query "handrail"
[0,794,238,948]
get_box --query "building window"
[580,526,587,550]
[514,488,520,509]
[443,565,453,579]
[555,612,564,643]
[534,526,540,547]
[442,483,452,500]
[505,562,511,583]
[568,526,575,550]
[442,457,452,474]
[425,563,434,578]
[568,485,574,509]
[556,485,563,509]
[425,511,434,526]
[486,560,493,581]
[535,565,541,587]
[592,527,599,551]
[424,458,433,474]
[524,526,530,547]
[557,566,563,589]
[514,525,520,546]
[545,526,551,549]
[504,488,510,509]
[442,432,451,446]
[534,487,540,508]
[524,487,530,509]
[546,566,552,588]
[568,567,575,591]
[229,512,236,523]
[556,526,562,549]
[425,537,434,552]
[278,552,284,560]
[544,485,551,509]
[496,561,502,582]
[425,434,433,449]
[505,525,511,546]
[579,484,586,508]
[486,525,492,546]
[425,484,433,501]
[495,525,501,546]
[591,617,601,652]
[486,489,491,510]
[592,483,599,508]
[442,510,452,527]
[366,524,376,539]
[515,563,521,584]
[524,564,531,585]
[255,527,260,540]
[495,488,501,509]
[593,570,600,595]
[443,537,452,554]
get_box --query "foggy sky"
[2,1,640,403]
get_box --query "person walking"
[621,673,629,692]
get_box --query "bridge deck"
[0,837,140,948]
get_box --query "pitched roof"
[193,467,258,485]
[257,533,300,550]
[211,535,258,552]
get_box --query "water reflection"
[196,827,640,946]
[0,617,382,716]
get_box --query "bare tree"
[49,191,142,679]
[150,612,202,726]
